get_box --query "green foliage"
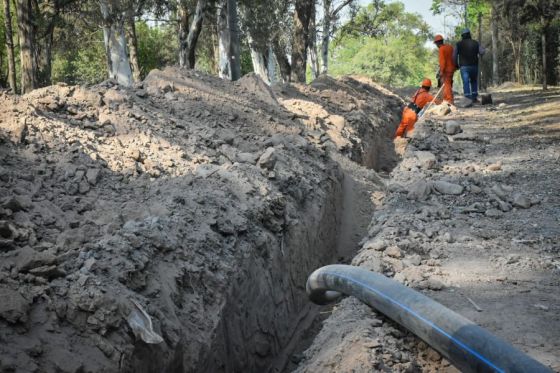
[330,1,435,87]
[240,47,253,76]
[192,26,218,74]
[430,0,444,15]
[52,31,106,85]
[329,36,436,87]
[467,0,490,27]
[71,45,108,85]
[135,21,177,78]
[0,4,21,89]
[430,0,468,30]
[52,21,179,85]
[337,1,430,42]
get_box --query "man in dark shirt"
[454,28,485,104]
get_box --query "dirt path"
[294,88,560,372]
[425,88,560,370]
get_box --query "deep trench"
[197,128,399,373]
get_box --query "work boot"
[472,97,480,104]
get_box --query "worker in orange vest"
[395,78,442,138]
[434,34,457,104]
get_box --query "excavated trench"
[198,124,399,372]
[0,70,407,373]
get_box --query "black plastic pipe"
[307,265,552,373]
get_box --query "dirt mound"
[236,72,279,107]
[0,68,400,372]
[274,74,403,172]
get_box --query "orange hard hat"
[422,78,432,87]
[434,34,444,43]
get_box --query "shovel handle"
[419,83,445,120]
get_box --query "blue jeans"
[460,65,479,100]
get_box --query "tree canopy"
[328,1,434,87]
[0,0,558,92]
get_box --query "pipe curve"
[306,264,552,373]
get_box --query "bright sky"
[358,0,462,40]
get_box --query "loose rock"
[444,121,461,135]
[407,180,432,201]
[433,181,464,195]
[487,161,502,171]
[0,287,30,323]
[513,194,531,209]
[385,246,402,258]
[258,147,277,170]
[86,168,101,185]
[362,238,387,251]
[415,151,437,169]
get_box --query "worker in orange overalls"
[434,34,457,104]
[395,78,442,138]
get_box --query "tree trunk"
[185,0,206,69]
[320,32,329,75]
[247,33,269,83]
[36,28,55,86]
[15,0,37,93]
[477,12,482,90]
[217,0,240,81]
[210,26,219,74]
[291,0,314,83]
[308,44,319,80]
[33,0,58,87]
[217,0,229,78]
[272,34,291,82]
[491,3,498,86]
[267,46,278,84]
[308,5,319,79]
[99,0,133,87]
[227,0,240,80]
[250,47,268,83]
[321,0,332,75]
[178,2,189,67]
[541,17,547,91]
[513,42,521,84]
[126,12,141,82]
[3,0,17,92]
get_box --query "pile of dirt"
[293,89,560,372]
[0,67,400,372]
[275,75,403,172]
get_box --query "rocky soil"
[294,87,560,372]
[0,68,402,373]
[275,75,402,172]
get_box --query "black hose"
[306,264,552,373]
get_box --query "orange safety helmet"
[434,34,444,43]
[421,78,432,88]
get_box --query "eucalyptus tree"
[291,0,314,82]
[519,0,560,89]
[97,0,134,86]
[238,0,289,83]
[15,0,37,92]
[2,0,16,91]
[177,0,208,69]
[217,0,240,80]
[320,0,356,75]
